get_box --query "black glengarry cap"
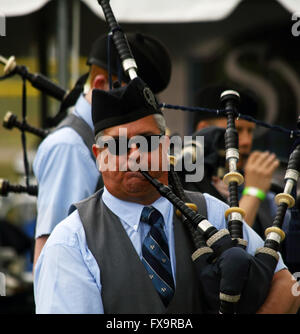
[87,32,171,94]
[92,77,162,136]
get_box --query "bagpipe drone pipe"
[96,0,300,313]
[0,54,89,197]
[0,54,89,126]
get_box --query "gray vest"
[72,190,207,314]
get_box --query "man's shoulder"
[184,190,228,209]
[39,126,83,148]
[181,190,228,229]
[203,192,229,208]
[196,191,228,229]
[45,209,85,249]
[69,189,103,215]
[34,126,91,170]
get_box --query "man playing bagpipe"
[34,78,299,314]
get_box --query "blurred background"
[0,0,300,313]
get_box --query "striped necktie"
[140,206,175,307]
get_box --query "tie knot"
[140,206,163,227]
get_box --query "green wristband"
[242,187,266,201]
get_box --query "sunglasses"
[97,133,165,156]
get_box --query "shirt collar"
[72,94,94,131]
[102,186,173,230]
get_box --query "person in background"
[183,84,289,239]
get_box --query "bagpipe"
[0,54,89,197]
[96,0,300,313]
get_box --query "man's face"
[207,118,255,169]
[93,115,169,205]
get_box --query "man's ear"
[93,144,104,172]
[92,74,107,90]
[92,144,101,159]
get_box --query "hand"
[243,151,280,193]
